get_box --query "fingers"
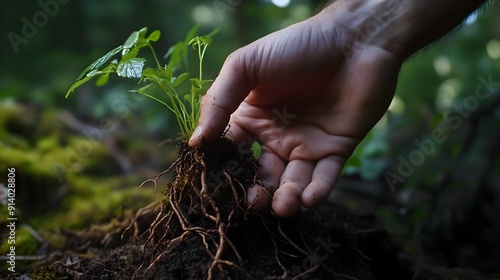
[272,159,315,218]
[188,51,252,147]
[301,156,345,208]
[249,154,345,218]
[246,150,285,212]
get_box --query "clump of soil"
[139,137,261,279]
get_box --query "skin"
[189,0,487,218]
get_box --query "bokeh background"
[1,0,499,276]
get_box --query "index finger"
[188,50,253,146]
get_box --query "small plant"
[66,26,216,139]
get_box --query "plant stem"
[149,43,162,70]
[198,42,203,81]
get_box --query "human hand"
[188,0,484,217]
[188,4,403,218]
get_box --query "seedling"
[66,26,216,139]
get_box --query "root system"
[138,138,260,279]
[126,138,364,280]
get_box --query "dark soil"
[7,138,493,280]
[18,203,413,280]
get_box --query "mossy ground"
[0,103,163,274]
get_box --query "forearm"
[316,0,487,60]
[392,0,486,58]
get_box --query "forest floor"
[2,103,499,280]
[7,175,498,280]
[7,193,495,280]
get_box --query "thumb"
[188,50,253,146]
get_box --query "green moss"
[28,175,159,231]
[36,136,60,153]
[0,147,39,168]
[0,103,38,144]
[37,109,65,137]
[25,266,62,280]
[0,134,30,149]
[0,102,163,272]
[0,103,22,128]
[16,227,39,255]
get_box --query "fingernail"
[189,126,203,145]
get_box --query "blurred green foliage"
[345,4,500,180]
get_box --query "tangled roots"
[140,138,259,279]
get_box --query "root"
[293,264,320,280]
[118,201,161,243]
[136,139,255,280]
[130,139,355,280]
[276,221,358,280]
[139,157,181,191]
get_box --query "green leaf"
[251,141,262,159]
[66,75,94,98]
[142,68,161,79]
[96,74,110,86]
[161,65,174,81]
[190,78,201,88]
[123,31,139,50]
[123,45,140,61]
[164,42,184,69]
[188,29,218,49]
[189,36,213,48]
[136,82,155,93]
[138,27,148,37]
[97,61,118,86]
[117,58,146,78]
[147,30,161,42]
[122,27,150,56]
[172,73,189,87]
[122,32,138,57]
[76,45,122,81]
[86,69,100,77]
[136,27,149,48]
[190,78,211,93]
